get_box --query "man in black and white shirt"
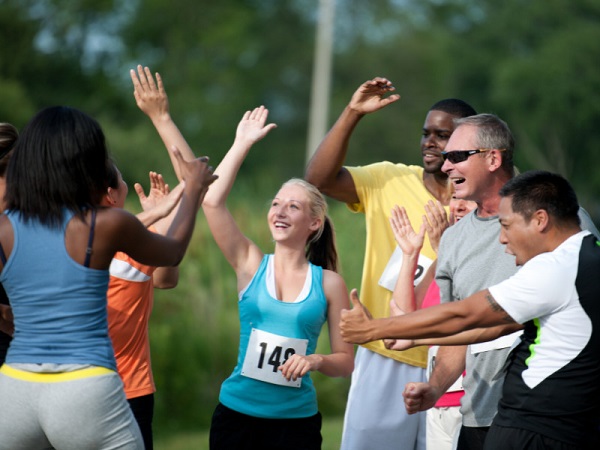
[340,170,600,449]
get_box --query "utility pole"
[305,0,335,164]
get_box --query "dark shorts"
[209,402,322,450]
[128,393,154,450]
[457,425,489,450]
[484,424,590,450]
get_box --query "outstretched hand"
[135,171,184,219]
[349,77,400,115]
[390,205,425,257]
[422,200,449,254]
[339,289,376,344]
[235,105,277,145]
[171,147,218,205]
[130,65,169,120]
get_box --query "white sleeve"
[488,254,571,324]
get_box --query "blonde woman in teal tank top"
[202,106,354,450]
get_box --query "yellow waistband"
[0,365,114,383]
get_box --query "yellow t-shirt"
[347,162,439,367]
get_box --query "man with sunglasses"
[417,114,519,450]
[401,114,598,450]
[305,77,476,450]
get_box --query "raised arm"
[201,106,276,286]
[130,65,196,180]
[130,66,206,285]
[134,171,184,228]
[390,205,427,314]
[92,149,217,270]
[304,77,400,203]
[422,200,449,254]
[133,171,183,288]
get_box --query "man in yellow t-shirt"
[305,77,476,450]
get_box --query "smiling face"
[420,110,456,174]
[449,196,477,224]
[268,184,321,245]
[498,195,539,266]
[441,124,494,202]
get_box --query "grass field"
[155,416,344,450]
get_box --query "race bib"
[378,246,434,291]
[241,328,308,388]
[470,330,522,354]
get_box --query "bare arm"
[152,266,179,289]
[340,288,517,344]
[412,323,523,346]
[304,77,400,203]
[201,106,276,288]
[131,171,182,288]
[279,270,354,381]
[390,205,426,313]
[131,67,204,286]
[0,304,14,336]
[114,149,216,267]
[403,345,466,414]
[134,172,184,228]
[130,65,196,180]
[386,321,522,351]
[150,202,180,289]
[423,200,449,254]
[151,202,180,288]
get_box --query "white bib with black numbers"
[241,328,308,388]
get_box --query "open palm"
[390,205,425,256]
[235,105,277,144]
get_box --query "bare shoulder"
[0,213,12,230]
[322,269,350,306]
[92,206,147,249]
[95,206,138,230]
[322,269,346,288]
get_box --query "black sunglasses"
[441,148,506,164]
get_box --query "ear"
[532,209,550,232]
[309,217,322,233]
[103,187,116,206]
[487,149,504,172]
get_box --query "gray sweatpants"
[0,364,143,450]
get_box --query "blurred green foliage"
[2,0,600,437]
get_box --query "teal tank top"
[219,255,328,418]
